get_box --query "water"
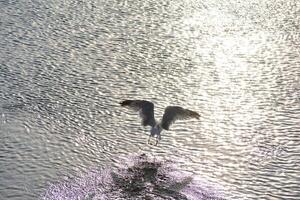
[42,154,226,200]
[0,0,299,199]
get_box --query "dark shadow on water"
[110,155,190,200]
[42,154,225,200]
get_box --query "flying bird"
[120,100,200,145]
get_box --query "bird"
[120,100,200,145]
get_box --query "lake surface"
[0,0,299,199]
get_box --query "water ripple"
[0,0,299,199]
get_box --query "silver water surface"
[0,0,299,199]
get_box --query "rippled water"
[42,154,226,200]
[0,0,299,199]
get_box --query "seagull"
[120,100,200,145]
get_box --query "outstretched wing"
[120,100,156,127]
[160,106,200,130]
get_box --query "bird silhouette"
[120,100,200,145]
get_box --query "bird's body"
[150,125,163,143]
[120,100,200,145]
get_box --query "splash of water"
[42,154,225,200]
